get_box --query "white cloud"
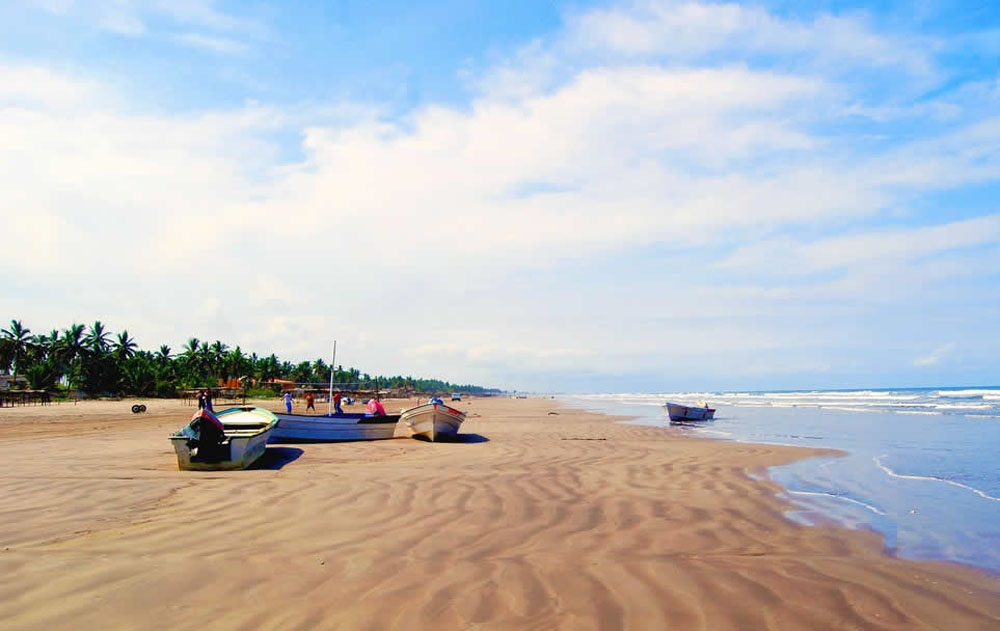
[97,1,145,35]
[564,1,935,76]
[719,214,1000,277]
[174,32,248,54]
[0,64,288,275]
[152,0,264,35]
[2,1,999,388]
[0,65,105,110]
[914,344,956,367]
[24,0,265,45]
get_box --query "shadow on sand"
[412,433,490,444]
[252,446,305,469]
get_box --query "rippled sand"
[1,397,998,629]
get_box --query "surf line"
[874,455,1000,502]
[786,490,886,516]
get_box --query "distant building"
[0,374,29,390]
[263,378,297,391]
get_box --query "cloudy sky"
[2,0,998,392]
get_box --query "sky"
[1,0,999,393]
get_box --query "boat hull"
[170,407,277,470]
[401,403,466,441]
[271,413,401,442]
[665,402,716,422]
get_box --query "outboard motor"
[188,409,227,461]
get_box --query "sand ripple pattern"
[1,398,998,630]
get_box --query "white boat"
[169,407,277,470]
[401,402,466,441]
[665,401,716,422]
[271,412,401,442]
[268,340,400,442]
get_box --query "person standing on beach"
[283,391,293,413]
[333,390,343,414]
[197,390,205,410]
[204,389,213,412]
[305,392,315,411]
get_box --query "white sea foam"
[566,387,1000,418]
[786,490,887,516]
[932,403,992,410]
[874,455,1000,503]
[936,389,997,398]
[692,428,732,438]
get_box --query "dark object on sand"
[131,404,147,414]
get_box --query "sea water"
[562,388,1000,576]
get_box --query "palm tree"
[292,361,312,384]
[84,321,110,355]
[56,324,86,387]
[113,330,138,361]
[121,353,156,397]
[1,320,33,385]
[312,358,329,384]
[210,340,229,380]
[156,345,172,364]
[226,346,249,384]
[152,344,175,387]
[58,324,86,360]
[258,354,280,387]
[32,330,59,360]
[182,338,200,358]
[179,338,202,385]
[199,341,212,381]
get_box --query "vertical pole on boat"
[328,340,337,416]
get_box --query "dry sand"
[1,396,998,630]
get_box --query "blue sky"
[1,1,999,392]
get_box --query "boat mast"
[327,340,337,415]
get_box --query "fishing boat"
[664,401,716,422]
[401,401,466,441]
[268,340,400,442]
[270,412,401,442]
[169,407,277,470]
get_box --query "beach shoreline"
[1,396,998,629]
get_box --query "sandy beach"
[1,396,998,630]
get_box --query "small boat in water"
[169,407,277,470]
[665,401,715,422]
[270,412,401,442]
[401,401,466,441]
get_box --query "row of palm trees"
[0,319,399,397]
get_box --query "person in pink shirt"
[367,398,386,416]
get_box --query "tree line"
[0,319,497,398]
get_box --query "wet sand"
[1,396,998,629]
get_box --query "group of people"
[197,387,386,417]
[280,389,384,416]
[195,389,213,411]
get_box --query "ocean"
[562,387,1000,576]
